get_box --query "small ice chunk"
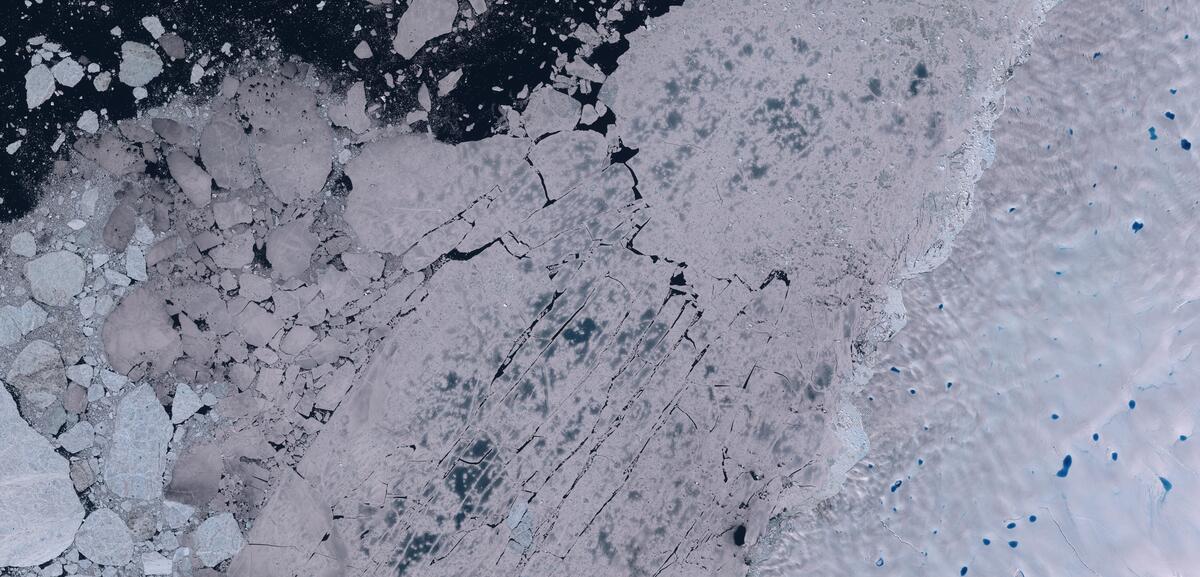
[118,41,163,87]
[392,0,458,59]
[25,251,86,307]
[93,71,112,92]
[10,231,36,257]
[437,68,463,96]
[354,40,373,59]
[190,63,204,84]
[5,141,20,155]
[65,363,93,385]
[192,513,245,567]
[141,16,165,39]
[171,382,202,424]
[100,369,130,393]
[125,246,148,281]
[418,83,431,111]
[74,509,134,566]
[67,219,88,230]
[104,268,132,287]
[77,110,99,134]
[159,33,186,59]
[57,421,94,454]
[266,221,318,280]
[25,64,55,109]
[51,57,84,87]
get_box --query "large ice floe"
[3,0,1192,576]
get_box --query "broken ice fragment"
[25,64,55,109]
[102,287,183,377]
[232,302,283,347]
[237,76,333,203]
[329,81,370,134]
[166,150,213,207]
[51,57,84,87]
[171,382,202,424]
[162,500,195,529]
[354,40,373,59]
[24,250,86,307]
[9,231,36,257]
[522,85,581,139]
[159,33,186,59]
[93,71,112,92]
[0,301,48,347]
[74,508,135,566]
[438,68,463,96]
[142,551,172,575]
[141,16,165,39]
[57,421,94,454]
[118,41,163,87]
[125,246,148,281]
[0,388,84,567]
[77,110,100,134]
[392,0,458,59]
[103,383,172,501]
[6,339,67,435]
[266,221,318,279]
[210,231,255,269]
[192,513,245,567]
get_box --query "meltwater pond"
[759,0,1200,575]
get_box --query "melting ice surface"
[759,1,1200,575]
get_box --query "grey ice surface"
[0,388,84,567]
